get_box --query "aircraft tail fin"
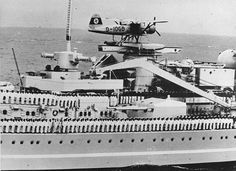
[89,14,103,29]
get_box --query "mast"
[12,48,23,87]
[66,0,72,51]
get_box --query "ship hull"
[1,129,236,170]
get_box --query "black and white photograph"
[1,0,236,170]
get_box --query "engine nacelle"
[145,26,156,34]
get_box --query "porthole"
[26,111,30,116]
[70,140,74,144]
[140,138,144,142]
[59,140,63,144]
[0,140,2,144]
[36,141,40,144]
[171,138,174,141]
[98,140,101,143]
[234,136,236,139]
[48,141,51,144]
[202,137,205,140]
[181,137,185,141]
[189,137,192,141]
[108,139,112,143]
[31,111,35,116]
[87,140,91,143]
[209,137,212,140]
[30,141,34,144]
[120,139,123,143]
[20,141,24,144]
[3,110,7,115]
[153,138,156,142]
[225,136,228,139]
[220,136,223,139]
[131,139,135,143]
[12,141,15,144]
[161,138,164,142]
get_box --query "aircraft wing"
[141,19,168,24]
[105,17,135,24]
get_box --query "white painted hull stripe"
[2,147,236,159]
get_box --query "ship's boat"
[1,0,236,170]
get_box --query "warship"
[1,0,236,170]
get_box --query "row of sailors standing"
[119,95,145,104]
[1,116,235,134]
[0,92,79,108]
[0,92,119,110]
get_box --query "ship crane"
[96,58,231,108]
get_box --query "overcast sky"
[0,0,236,36]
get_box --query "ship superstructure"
[1,0,236,170]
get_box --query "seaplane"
[88,14,168,43]
[88,14,182,56]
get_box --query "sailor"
[135,118,140,132]
[110,119,115,132]
[97,119,102,132]
[76,118,81,133]
[213,116,218,130]
[73,118,78,133]
[107,119,112,132]
[40,119,45,133]
[82,118,88,132]
[105,119,109,132]
[140,118,145,132]
[92,118,97,133]
[164,117,169,131]
[227,117,233,129]
[191,116,196,130]
[119,118,124,132]
[85,118,90,132]
[3,119,7,133]
[158,118,163,131]
[206,116,211,130]
[162,117,167,131]
[220,116,225,129]
[174,118,179,131]
[45,118,50,133]
[7,119,12,133]
[1,119,4,133]
[205,116,210,130]
[169,117,174,131]
[70,118,75,133]
[177,116,183,131]
[153,118,158,131]
[20,119,26,133]
[88,119,93,132]
[182,116,187,131]
[67,118,72,133]
[34,119,40,133]
[63,118,69,133]
[14,119,19,133]
[123,118,128,132]
[145,118,150,131]
[31,119,35,133]
[149,118,153,131]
